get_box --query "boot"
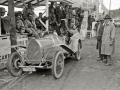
[105,55,112,66]
[97,54,103,61]
[102,59,107,63]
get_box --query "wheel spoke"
[56,54,64,74]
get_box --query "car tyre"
[7,52,23,77]
[52,51,64,79]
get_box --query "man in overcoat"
[101,14,115,66]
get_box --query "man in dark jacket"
[94,20,99,33]
[49,2,55,15]
[55,2,63,24]
[35,12,47,31]
[0,7,7,34]
[97,17,104,61]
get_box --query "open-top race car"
[7,30,82,79]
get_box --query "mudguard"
[51,44,74,54]
[60,45,74,54]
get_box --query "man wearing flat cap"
[24,13,37,37]
[101,14,115,66]
[0,7,7,34]
[15,12,25,34]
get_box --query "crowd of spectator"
[0,2,84,38]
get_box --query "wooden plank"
[20,0,27,8]
[8,0,17,53]
[1,1,7,4]
[0,4,8,6]
[14,1,22,7]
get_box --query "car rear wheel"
[7,52,23,77]
[52,51,64,79]
[75,42,81,61]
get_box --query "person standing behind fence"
[91,16,95,30]
[88,15,91,30]
[79,10,84,29]
[101,14,115,66]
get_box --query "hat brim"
[1,10,7,12]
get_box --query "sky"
[103,0,120,10]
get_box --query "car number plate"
[23,67,36,71]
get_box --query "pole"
[109,0,111,15]
[0,12,1,35]
[46,0,49,31]
[96,0,99,20]
[8,0,17,53]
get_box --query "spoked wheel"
[52,51,64,79]
[75,42,81,61]
[7,52,23,77]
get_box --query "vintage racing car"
[7,30,83,79]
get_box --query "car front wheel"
[7,52,23,77]
[52,51,64,79]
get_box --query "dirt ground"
[0,27,120,90]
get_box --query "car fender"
[52,44,74,54]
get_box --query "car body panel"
[26,31,82,63]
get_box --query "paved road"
[1,28,120,90]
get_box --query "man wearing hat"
[96,17,104,61]
[0,7,7,16]
[0,7,7,34]
[101,14,115,66]
[55,2,63,24]
[24,13,37,37]
[15,12,25,34]
[23,2,37,20]
[94,19,100,34]
[49,2,55,15]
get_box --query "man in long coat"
[101,14,115,66]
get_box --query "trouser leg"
[98,44,101,58]
[99,41,102,59]
[102,55,107,63]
